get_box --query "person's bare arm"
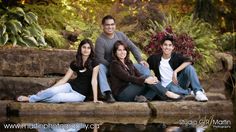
[52,68,74,87]
[172,62,192,84]
[91,65,103,103]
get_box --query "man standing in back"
[95,15,148,103]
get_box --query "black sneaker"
[134,95,148,102]
[105,93,116,103]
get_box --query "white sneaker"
[195,91,208,102]
[190,91,194,95]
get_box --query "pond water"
[0,115,234,132]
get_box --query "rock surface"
[0,47,76,77]
[6,101,151,116]
[0,76,60,100]
[149,101,233,117]
[1,99,233,118]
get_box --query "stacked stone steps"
[0,48,234,123]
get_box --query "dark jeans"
[144,83,168,100]
[115,83,168,102]
[116,83,145,102]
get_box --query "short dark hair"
[160,35,174,45]
[102,15,115,25]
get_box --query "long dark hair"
[112,40,132,65]
[75,39,95,70]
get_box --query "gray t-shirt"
[95,31,142,66]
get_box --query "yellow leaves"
[20,0,25,4]
[221,17,226,29]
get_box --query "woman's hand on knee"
[145,76,158,84]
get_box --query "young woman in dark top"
[17,39,102,103]
[109,40,182,102]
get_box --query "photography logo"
[179,115,231,128]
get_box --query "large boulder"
[0,47,76,99]
[0,47,76,77]
[0,77,60,100]
[214,52,233,72]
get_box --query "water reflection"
[37,123,86,132]
[0,115,234,132]
[1,122,199,132]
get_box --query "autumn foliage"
[144,26,201,61]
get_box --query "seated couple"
[107,37,208,102]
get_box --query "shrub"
[0,6,46,47]
[44,29,67,49]
[24,4,101,46]
[145,26,201,62]
[215,32,236,52]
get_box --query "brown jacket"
[109,60,145,96]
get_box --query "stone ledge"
[0,100,11,115]
[184,93,227,100]
[149,100,233,117]
[2,100,233,118]
[7,101,151,116]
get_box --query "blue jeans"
[98,63,150,95]
[29,83,86,103]
[166,65,203,95]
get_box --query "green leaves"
[43,28,66,48]
[215,32,236,51]
[22,36,38,46]
[7,20,22,35]
[0,24,8,45]
[25,12,38,24]
[10,36,17,46]
[0,33,8,45]
[0,24,6,36]
[10,7,25,16]
[0,7,47,47]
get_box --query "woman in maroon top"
[17,39,102,103]
[110,40,182,102]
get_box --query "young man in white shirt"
[147,35,208,102]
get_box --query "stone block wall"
[0,47,76,99]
